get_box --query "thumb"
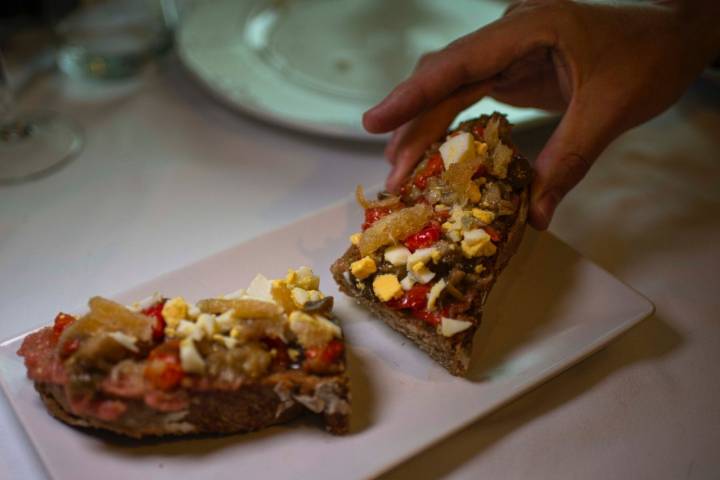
[529,100,617,230]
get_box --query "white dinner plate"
[0,198,653,480]
[176,0,552,141]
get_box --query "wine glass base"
[0,111,83,184]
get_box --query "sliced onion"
[356,185,401,210]
[358,204,433,256]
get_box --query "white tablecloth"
[1,59,718,479]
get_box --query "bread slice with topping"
[18,267,350,437]
[331,113,531,376]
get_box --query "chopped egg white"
[215,309,235,332]
[176,319,204,341]
[439,132,476,169]
[107,331,138,353]
[180,338,206,374]
[128,292,163,312]
[384,245,411,266]
[291,287,309,307]
[410,263,435,284]
[223,288,245,300]
[245,274,273,302]
[401,275,416,291]
[440,317,473,337]
[407,247,435,267]
[288,311,341,348]
[212,334,238,349]
[197,313,218,336]
[186,303,201,319]
[407,248,437,284]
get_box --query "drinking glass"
[0,51,83,184]
[55,0,173,80]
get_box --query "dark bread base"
[35,372,350,438]
[331,189,528,377]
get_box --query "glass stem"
[0,51,16,126]
[0,50,31,141]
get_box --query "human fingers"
[363,9,555,134]
[385,81,493,191]
[529,98,619,230]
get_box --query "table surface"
[1,58,718,480]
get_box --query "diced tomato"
[320,339,344,364]
[52,312,76,339]
[362,206,393,230]
[61,338,80,357]
[404,221,441,252]
[413,153,444,190]
[144,341,183,390]
[386,284,431,311]
[388,284,451,327]
[472,124,485,138]
[484,226,503,242]
[305,339,344,366]
[142,299,167,342]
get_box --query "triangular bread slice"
[331,113,531,376]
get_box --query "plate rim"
[0,200,655,480]
[174,0,557,142]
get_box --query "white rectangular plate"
[0,200,653,480]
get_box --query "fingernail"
[386,167,399,191]
[537,190,561,228]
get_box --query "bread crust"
[331,116,530,376]
[34,370,350,437]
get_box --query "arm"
[364,0,720,229]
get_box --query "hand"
[363,0,720,229]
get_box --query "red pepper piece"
[484,226,503,242]
[52,312,76,339]
[414,153,444,190]
[404,221,441,252]
[386,284,432,311]
[320,339,344,364]
[61,338,80,357]
[362,206,393,230]
[142,299,167,342]
[305,339,345,366]
[388,284,451,326]
[144,341,183,390]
